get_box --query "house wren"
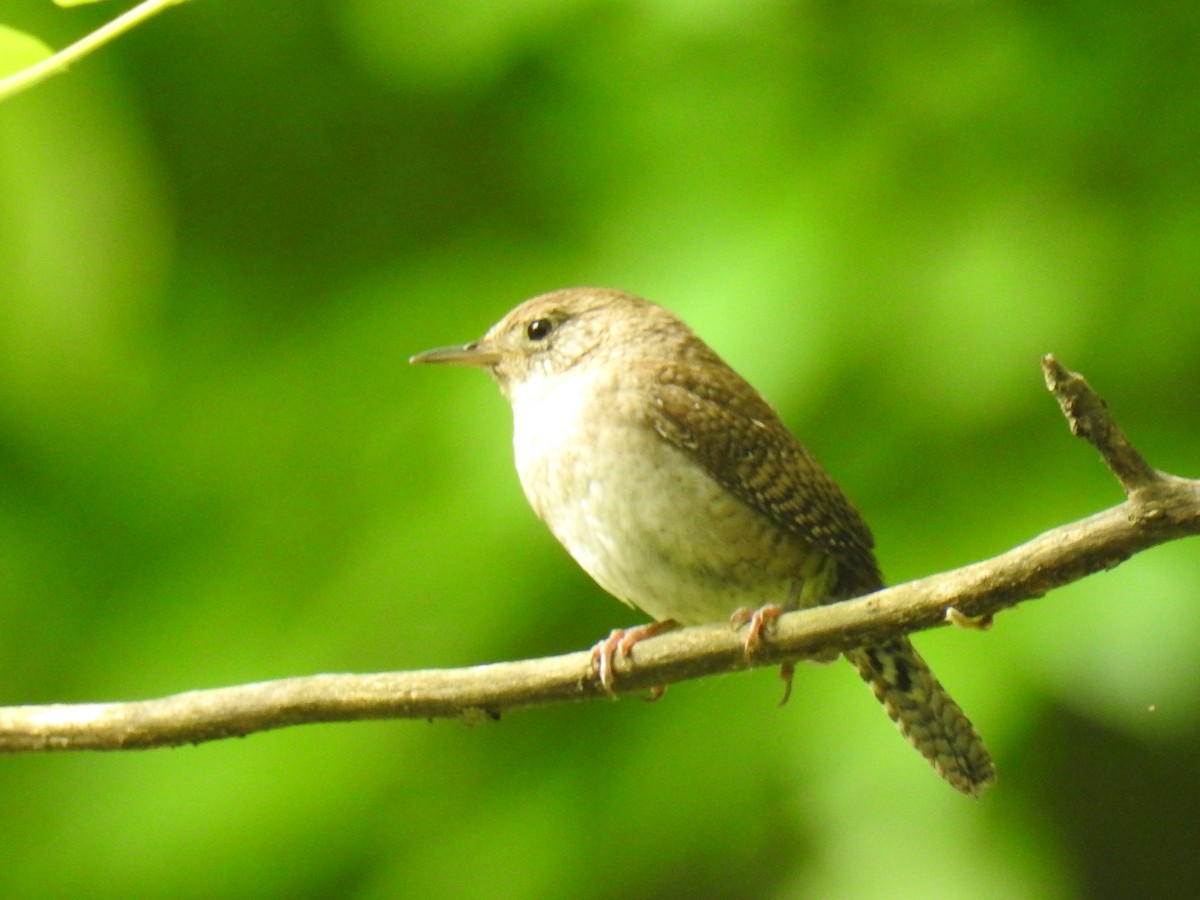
[411,287,995,796]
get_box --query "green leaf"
[53,0,112,7]
[0,25,53,79]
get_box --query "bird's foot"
[730,603,784,655]
[589,620,679,697]
[731,604,796,706]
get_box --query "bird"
[410,286,995,796]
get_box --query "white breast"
[505,364,804,624]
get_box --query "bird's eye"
[526,318,554,341]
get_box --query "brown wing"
[643,354,883,597]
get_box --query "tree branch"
[1,356,1196,753]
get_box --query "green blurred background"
[2,1,1199,897]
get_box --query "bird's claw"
[731,603,785,655]
[589,620,679,697]
[777,659,796,707]
[731,603,795,705]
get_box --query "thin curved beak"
[409,341,502,367]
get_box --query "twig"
[0,0,189,103]
[1041,354,1161,493]
[0,357,1195,753]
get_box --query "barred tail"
[845,637,995,797]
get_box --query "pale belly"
[509,371,828,625]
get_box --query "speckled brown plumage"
[648,353,881,598]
